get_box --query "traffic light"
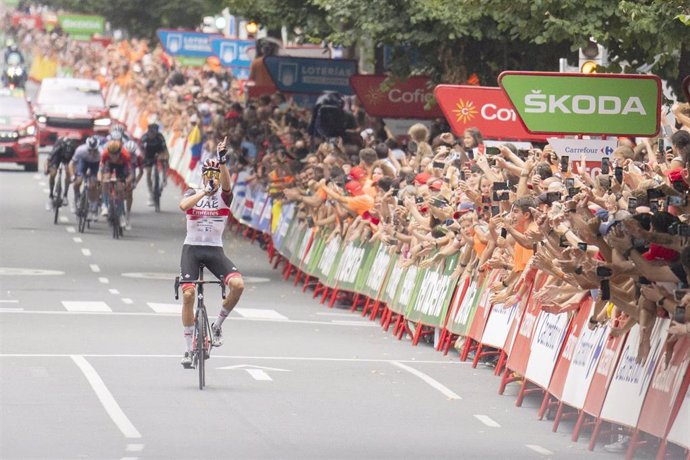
[579,40,608,73]
[245,21,258,39]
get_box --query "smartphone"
[560,155,569,173]
[559,235,568,248]
[306,216,315,227]
[492,181,508,190]
[596,266,613,277]
[565,178,575,189]
[467,149,475,161]
[546,191,562,203]
[578,242,588,251]
[432,161,445,169]
[486,146,500,156]
[500,228,508,239]
[649,199,659,213]
[491,205,500,217]
[628,197,638,211]
[667,195,688,207]
[647,187,665,199]
[459,170,466,181]
[600,279,611,301]
[614,166,623,184]
[443,177,450,183]
[674,306,686,323]
[415,196,424,204]
[567,187,579,198]
[657,138,665,155]
[481,196,491,204]
[601,157,610,175]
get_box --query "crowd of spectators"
[4,6,690,364]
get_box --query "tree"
[222,0,690,99]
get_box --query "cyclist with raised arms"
[178,138,245,368]
[69,136,101,217]
[140,123,169,206]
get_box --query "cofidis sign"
[499,72,661,137]
[350,75,442,119]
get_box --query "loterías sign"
[350,75,443,119]
[499,72,661,137]
[434,85,548,141]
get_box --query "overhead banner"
[264,56,357,95]
[499,72,661,136]
[351,75,442,119]
[434,85,548,141]
[211,38,253,69]
[157,29,221,59]
[57,14,105,41]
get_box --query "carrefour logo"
[524,91,647,116]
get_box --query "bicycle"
[174,265,226,390]
[152,156,163,212]
[106,177,125,239]
[51,164,64,225]
[77,174,98,233]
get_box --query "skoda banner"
[57,14,105,41]
[350,75,442,119]
[435,85,548,141]
[157,29,221,66]
[499,72,661,136]
[264,56,357,95]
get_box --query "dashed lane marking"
[59,216,69,223]
[121,298,133,305]
[525,445,554,456]
[66,226,76,233]
[81,248,92,256]
[109,289,120,295]
[62,301,111,312]
[125,444,144,452]
[234,308,287,321]
[73,237,83,243]
[0,300,19,303]
[90,264,100,273]
[474,414,501,428]
[98,277,109,284]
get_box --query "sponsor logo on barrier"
[366,246,391,292]
[535,314,564,350]
[650,357,688,395]
[519,312,537,338]
[452,281,477,326]
[318,238,340,276]
[335,244,365,284]
[384,263,404,301]
[413,270,452,317]
[398,267,418,306]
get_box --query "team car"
[0,88,38,171]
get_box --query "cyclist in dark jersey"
[45,136,78,211]
[140,123,169,206]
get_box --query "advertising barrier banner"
[523,309,572,389]
[264,56,357,95]
[390,265,420,315]
[405,255,459,327]
[351,75,443,119]
[361,242,394,300]
[434,85,548,141]
[666,373,690,449]
[467,270,503,342]
[499,72,661,137]
[210,38,253,68]
[58,14,105,40]
[381,260,405,313]
[317,235,342,288]
[333,240,368,292]
[157,29,221,60]
[446,276,482,336]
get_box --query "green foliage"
[41,0,218,39]
[223,0,689,96]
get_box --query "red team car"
[0,88,38,171]
[33,77,113,147]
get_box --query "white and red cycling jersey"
[183,188,232,246]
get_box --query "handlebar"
[174,276,226,300]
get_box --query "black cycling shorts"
[180,245,241,288]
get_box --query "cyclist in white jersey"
[178,139,244,368]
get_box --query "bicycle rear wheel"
[153,164,161,212]
[78,192,88,233]
[53,180,62,225]
[196,310,206,389]
[109,199,120,239]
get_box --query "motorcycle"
[3,65,26,89]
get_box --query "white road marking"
[42,188,50,193]
[66,226,76,233]
[59,216,69,223]
[331,320,377,327]
[109,289,120,295]
[121,457,138,460]
[3,353,464,365]
[525,445,554,456]
[121,298,133,305]
[390,361,461,400]
[147,303,180,314]
[89,264,100,273]
[70,355,141,439]
[246,369,272,381]
[0,307,23,312]
[62,301,111,312]
[0,300,19,303]
[125,444,144,452]
[474,414,501,428]
[38,180,46,185]
[0,267,63,276]
[234,308,287,320]
[98,277,109,284]
[121,272,269,283]
[315,312,359,317]
[81,248,92,256]
[73,237,83,243]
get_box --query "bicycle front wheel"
[78,193,88,233]
[53,181,62,225]
[197,310,206,389]
[153,165,161,212]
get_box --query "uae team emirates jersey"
[183,188,232,246]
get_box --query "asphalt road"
[0,160,618,459]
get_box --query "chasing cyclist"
[45,136,78,211]
[123,139,144,230]
[140,123,169,206]
[69,136,101,218]
[99,140,133,229]
[178,138,245,368]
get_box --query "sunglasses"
[202,170,220,179]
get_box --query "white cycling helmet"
[124,140,138,153]
[86,136,99,149]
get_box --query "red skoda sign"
[434,85,548,141]
[350,75,443,119]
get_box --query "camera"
[493,190,510,202]
[459,170,466,181]
[601,157,610,175]
[657,138,665,155]
[306,216,315,227]
[415,196,424,204]
[430,197,448,208]
[639,276,651,285]
[492,181,508,190]
[596,266,613,277]
[559,235,568,248]
[560,155,569,173]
